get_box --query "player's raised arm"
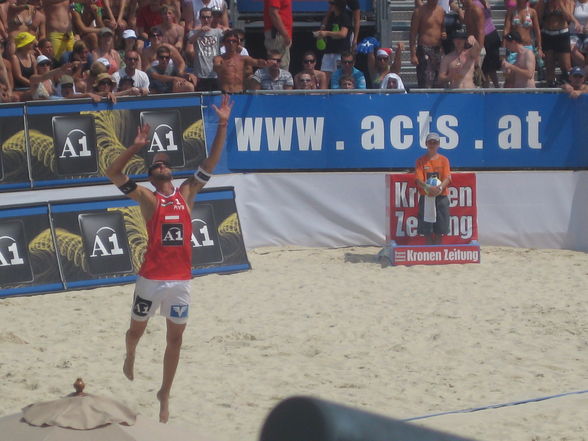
[106,124,153,203]
[182,94,234,199]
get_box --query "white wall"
[3,171,588,252]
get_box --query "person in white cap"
[119,30,142,69]
[30,54,61,99]
[414,132,452,245]
[367,44,403,88]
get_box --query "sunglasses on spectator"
[98,80,113,86]
[303,58,315,63]
[225,38,239,43]
[376,56,389,60]
[158,55,170,59]
[300,78,312,82]
[126,57,139,61]
[152,32,163,37]
[341,60,354,64]
[201,15,212,19]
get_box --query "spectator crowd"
[0,0,586,102]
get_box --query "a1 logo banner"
[387,173,478,246]
[0,205,63,297]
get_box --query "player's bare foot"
[157,390,169,423]
[123,354,135,381]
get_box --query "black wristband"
[118,179,137,194]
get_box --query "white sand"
[1,245,588,441]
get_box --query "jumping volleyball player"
[106,95,233,423]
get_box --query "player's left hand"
[211,94,234,124]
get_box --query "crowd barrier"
[0,186,250,298]
[1,91,586,193]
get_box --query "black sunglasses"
[341,60,354,64]
[148,161,171,174]
[303,59,315,63]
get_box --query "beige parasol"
[1,378,211,441]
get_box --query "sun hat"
[15,32,36,49]
[94,72,114,87]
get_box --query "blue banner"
[204,93,588,171]
[237,0,373,13]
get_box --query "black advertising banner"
[47,186,249,290]
[190,187,250,275]
[26,95,206,188]
[0,205,63,298]
[50,199,140,289]
[0,104,29,191]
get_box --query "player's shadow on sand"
[343,252,380,264]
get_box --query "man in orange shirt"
[415,132,452,244]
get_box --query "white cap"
[426,132,441,143]
[96,57,110,67]
[36,55,51,64]
[122,29,137,39]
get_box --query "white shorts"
[131,276,191,324]
[321,53,341,72]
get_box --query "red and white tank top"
[139,188,193,280]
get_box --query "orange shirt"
[415,153,451,196]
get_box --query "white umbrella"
[1,378,211,441]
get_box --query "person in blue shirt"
[330,51,366,89]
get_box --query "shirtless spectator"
[410,0,445,88]
[186,7,223,91]
[7,0,46,54]
[184,0,227,30]
[293,50,328,89]
[249,49,293,90]
[71,0,105,51]
[159,5,184,51]
[213,30,266,93]
[439,30,481,88]
[141,27,187,73]
[147,45,196,93]
[502,30,536,88]
[562,66,588,97]
[137,0,164,40]
[44,0,74,60]
[112,49,150,94]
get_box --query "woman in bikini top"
[504,0,543,50]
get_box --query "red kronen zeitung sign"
[384,173,480,265]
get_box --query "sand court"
[1,245,588,440]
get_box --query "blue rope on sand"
[402,388,588,422]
